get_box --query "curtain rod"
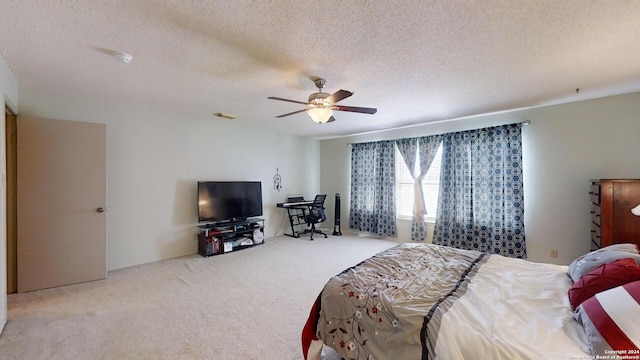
[346,120,530,145]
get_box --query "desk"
[277,200,313,238]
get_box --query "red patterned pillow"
[568,258,640,309]
[574,281,640,356]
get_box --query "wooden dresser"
[590,179,640,250]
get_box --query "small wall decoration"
[273,168,282,192]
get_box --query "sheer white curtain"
[396,135,442,240]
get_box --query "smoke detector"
[113,52,133,64]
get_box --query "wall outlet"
[550,249,558,258]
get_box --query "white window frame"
[395,143,443,223]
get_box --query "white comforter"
[434,253,590,359]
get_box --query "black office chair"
[302,194,328,240]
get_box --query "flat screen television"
[197,181,263,223]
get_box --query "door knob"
[97,207,106,213]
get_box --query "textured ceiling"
[1,1,639,139]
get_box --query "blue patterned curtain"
[433,124,526,258]
[349,141,397,237]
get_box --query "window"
[395,143,443,221]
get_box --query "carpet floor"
[0,233,397,360]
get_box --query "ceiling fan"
[267,78,377,123]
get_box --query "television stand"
[197,218,264,257]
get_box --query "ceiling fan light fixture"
[268,78,376,122]
[308,107,333,124]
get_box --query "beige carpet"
[0,233,398,360]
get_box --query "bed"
[302,242,640,360]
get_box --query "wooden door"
[17,116,106,292]
[5,106,16,294]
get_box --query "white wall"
[321,92,640,265]
[0,54,19,334]
[19,86,321,270]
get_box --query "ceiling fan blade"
[267,96,309,105]
[333,105,377,114]
[325,90,353,104]
[327,116,336,123]
[275,109,308,118]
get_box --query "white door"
[17,116,106,292]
